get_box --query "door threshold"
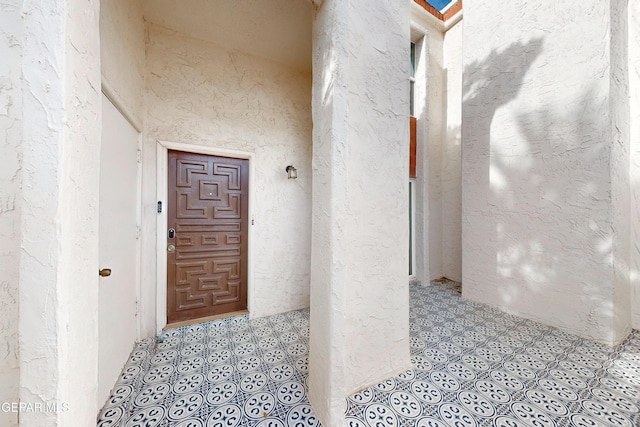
[164,310,249,330]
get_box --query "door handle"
[99,268,112,277]
[167,244,176,253]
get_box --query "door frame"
[156,140,254,333]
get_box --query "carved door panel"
[167,150,248,324]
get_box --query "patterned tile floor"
[98,281,640,427]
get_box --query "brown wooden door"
[167,150,248,324]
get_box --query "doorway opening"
[156,142,254,333]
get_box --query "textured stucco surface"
[411,35,430,284]
[462,0,630,345]
[425,29,444,282]
[143,24,312,326]
[19,2,63,423]
[58,0,102,424]
[308,2,348,423]
[309,1,411,425]
[410,6,463,284]
[140,0,312,72]
[411,20,444,283]
[609,0,631,342]
[0,1,22,425]
[442,22,463,282]
[19,0,65,423]
[17,0,101,425]
[100,0,145,127]
[630,1,640,329]
[411,16,446,283]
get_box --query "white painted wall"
[411,6,463,284]
[309,1,410,424]
[442,21,463,282]
[142,24,312,328]
[17,0,102,425]
[610,0,631,340]
[630,1,640,330]
[411,23,440,283]
[100,0,145,127]
[0,1,23,425]
[411,19,445,283]
[462,0,631,345]
[58,0,102,424]
[411,35,428,283]
[140,0,312,73]
[425,29,445,282]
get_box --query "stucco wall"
[309,0,410,424]
[100,0,145,127]
[18,0,101,425]
[410,34,429,284]
[411,23,444,283]
[142,24,312,327]
[442,21,463,282]
[58,0,102,423]
[307,2,348,422]
[462,0,630,345]
[610,0,631,339]
[410,8,463,284]
[0,1,22,425]
[630,1,640,329]
[342,0,410,394]
[425,29,444,281]
[20,1,70,424]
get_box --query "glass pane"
[409,181,413,275]
[410,81,415,116]
[410,42,416,78]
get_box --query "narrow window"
[410,42,416,116]
[409,42,417,178]
[409,180,416,275]
[409,42,417,276]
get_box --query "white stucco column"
[461,0,631,345]
[0,2,23,426]
[18,0,101,425]
[308,1,411,425]
[630,0,640,330]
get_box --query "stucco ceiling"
[140,0,312,72]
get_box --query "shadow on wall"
[442,66,462,282]
[462,36,617,334]
[462,38,545,304]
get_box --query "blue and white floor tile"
[345,280,640,427]
[97,309,317,427]
[98,281,640,426]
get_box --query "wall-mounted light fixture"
[286,165,298,180]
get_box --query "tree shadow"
[460,36,624,343]
[461,37,544,303]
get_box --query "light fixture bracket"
[286,165,298,180]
